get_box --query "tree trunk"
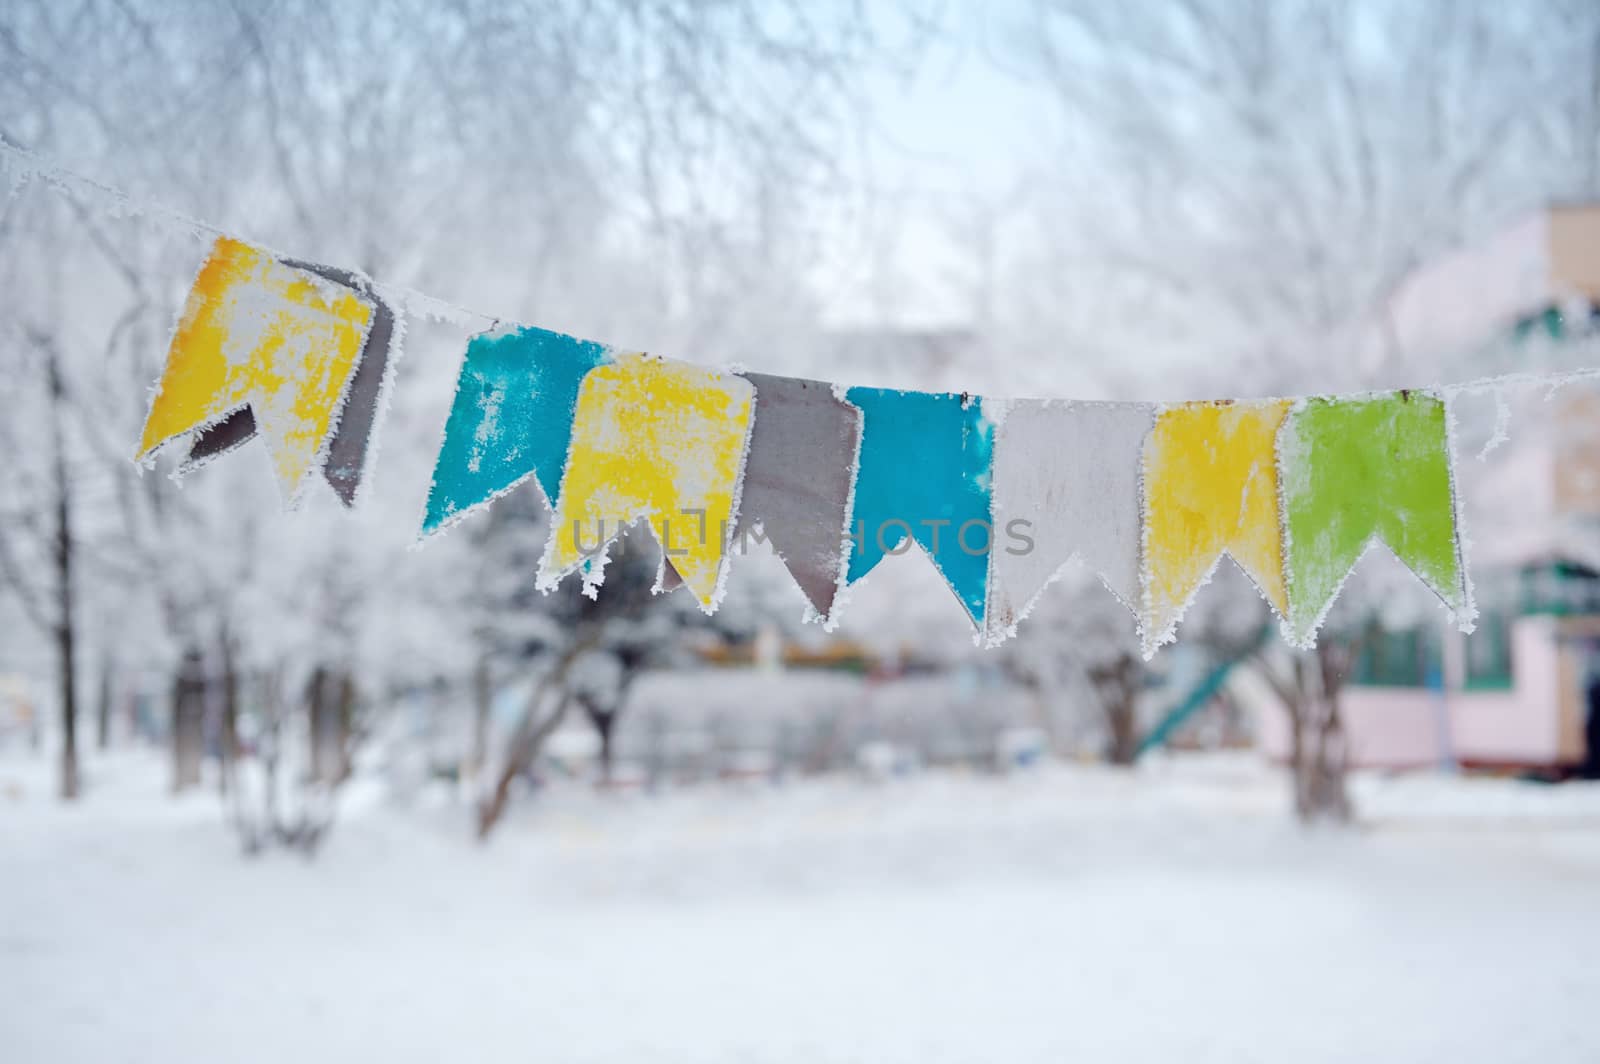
[596,710,616,782]
[468,652,492,785]
[579,693,618,785]
[96,652,113,751]
[335,671,356,784]
[1103,695,1140,765]
[1286,643,1352,824]
[217,628,240,798]
[307,666,352,785]
[478,691,572,839]
[54,614,78,800]
[1288,700,1351,823]
[476,633,599,839]
[1090,654,1142,766]
[307,666,328,783]
[49,352,79,800]
[258,670,284,842]
[171,648,206,792]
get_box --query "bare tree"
[0,328,98,800]
[170,648,204,792]
[995,571,1146,765]
[45,345,80,799]
[474,527,712,838]
[1260,640,1356,824]
[1012,0,1590,387]
[0,0,907,835]
[992,0,1600,818]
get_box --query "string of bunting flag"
[8,141,1598,657]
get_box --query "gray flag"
[662,373,861,618]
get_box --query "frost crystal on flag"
[421,324,610,535]
[1141,399,1290,653]
[539,354,755,611]
[843,387,995,627]
[1279,391,1468,644]
[136,236,375,502]
[985,400,1152,643]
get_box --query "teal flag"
[844,388,995,626]
[421,325,610,536]
[1279,391,1467,642]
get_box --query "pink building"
[1260,206,1600,771]
[1257,610,1596,771]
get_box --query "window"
[1517,562,1600,616]
[1510,302,1599,344]
[1352,621,1442,688]
[1464,610,1514,690]
[1511,305,1565,343]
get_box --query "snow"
[4,749,1600,1062]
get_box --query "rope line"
[6,137,1599,403]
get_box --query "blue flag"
[844,387,995,626]
[421,325,610,536]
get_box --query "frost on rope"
[0,138,207,241]
[1476,387,1512,461]
[1,151,31,213]
[389,284,496,332]
[3,138,1582,652]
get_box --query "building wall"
[1553,615,1600,763]
[1548,204,1600,304]
[1252,616,1579,768]
[1553,390,1600,514]
[1388,211,1549,358]
[1386,204,1600,361]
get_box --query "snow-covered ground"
[4,749,1600,1063]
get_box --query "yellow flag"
[540,353,754,610]
[1141,399,1290,650]
[136,237,374,500]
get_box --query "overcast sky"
[815,0,1058,330]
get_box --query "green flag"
[1280,391,1468,644]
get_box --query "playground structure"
[1135,626,1271,759]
